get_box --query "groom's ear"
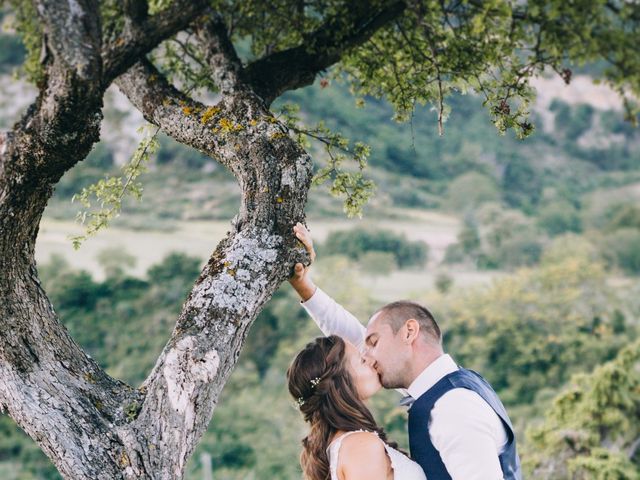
[404,318,420,344]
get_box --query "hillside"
[3,29,640,282]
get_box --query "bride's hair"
[287,335,400,480]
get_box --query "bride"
[287,335,427,480]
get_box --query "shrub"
[541,234,599,266]
[435,272,453,293]
[97,247,137,279]
[537,201,582,236]
[0,34,26,72]
[47,271,106,311]
[502,156,543,212]
[156,134,211,169]
[147,252,202,283]
[458,221,481,254]
[495,236,543,268]
[605,204,640,231]
[443,243,465,264]
[550,100,594,141]
[600,228,640,274]
[445,172,500,212]
[322,227,429,269]
[359,251,397,276]
[439,255,636,407]
[524,340,640,479]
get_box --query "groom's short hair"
[376,301,442,345]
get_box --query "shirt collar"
[406,354,459,400]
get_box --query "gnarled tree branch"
[102,0,208,83]
[244,0,407,105]
[195,11,245,95]
[34,0,102,81]
[123,0,149,23]
[115,60,224,164]
[115,54,313,478]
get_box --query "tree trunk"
[0,1,400,476]
[1,1,310,477]
[110,65,314,475]
[1,84,312,477]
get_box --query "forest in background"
[1,6,640,478]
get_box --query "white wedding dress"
[327,430,427,480]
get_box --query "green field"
[34,209,499,304]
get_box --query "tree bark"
[0,1,397,477]
[1,77,312,478]
[0,1,312,476]
[243,1,406,105]
[113,59,313,476]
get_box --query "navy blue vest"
[407,368,522,480]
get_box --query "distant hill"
[1,19,638,228]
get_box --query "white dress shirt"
[302,287,508,480]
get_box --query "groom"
[289,223,522,480]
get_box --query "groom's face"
[363,313,412,389]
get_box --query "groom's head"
[363,301,443,389]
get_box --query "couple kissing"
[285,223,521,480]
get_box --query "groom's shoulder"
[433,388,494,421]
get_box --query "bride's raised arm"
[289,223,366,349]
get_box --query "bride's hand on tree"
[290,222,317,301]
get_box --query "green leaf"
[69,124,160,248]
